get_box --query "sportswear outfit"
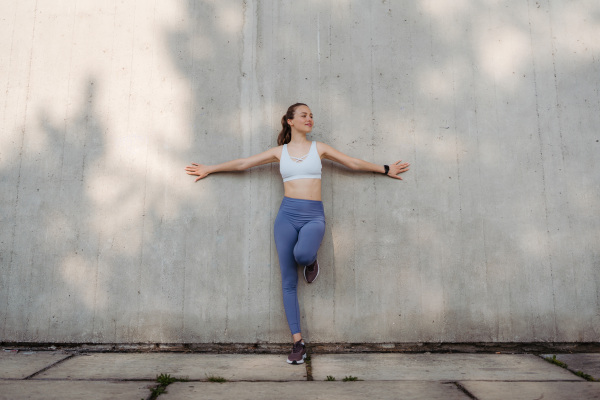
[274,141,325,335]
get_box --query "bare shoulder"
[271,145,284,161]
[315,141,334,158]
[315,141,347,161]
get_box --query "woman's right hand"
[185,163,210,182]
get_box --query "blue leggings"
[274,197,326,335]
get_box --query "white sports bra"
[280,141,322,182]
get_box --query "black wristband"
[383,165,389,175]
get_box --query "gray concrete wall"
[1,0,599,344]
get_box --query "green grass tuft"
[156,373,177,385]
[150,386,166,396]
[575,371,596,381]
[149,373,189,399]
[325,375,336,381]
[543,356,597,381]
[544,355,568,369]
[206,375,227,383]
[342,375,359,381]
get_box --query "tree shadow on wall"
[2,79,111,340]
[2,0,599,345]
[165,0,600,343]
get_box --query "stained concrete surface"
[34,353,306,381]
[310,353,582,381]
[460,381,600,400]
[543,353,600,380]
[1,351,600,400]
[161,381,470,400]
[0,381,151,400]
[0,352,69,379]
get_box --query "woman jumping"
[185,103,410,364]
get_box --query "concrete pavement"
[1,349,599,399]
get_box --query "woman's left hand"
[387,160,410,180]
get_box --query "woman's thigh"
[274,216,299,274]
[294,220,325,265]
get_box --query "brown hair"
[277,103,308,145]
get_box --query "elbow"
[349,159,362,170]
[237,159,250,171]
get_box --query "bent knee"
[294,251,316,266]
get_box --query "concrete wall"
[1,0,599,344]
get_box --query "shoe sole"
[287,353,307,365]
[304,262,319,283]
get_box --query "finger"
[394,159,402,165]
[192,163,199,166]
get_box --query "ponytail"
[277,115,292,146]
[277,103,308,146]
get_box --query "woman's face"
[288,105,313,133]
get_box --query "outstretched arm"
[185,147,280,182]
[318,142,410,180]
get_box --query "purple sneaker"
[304,259,319,283]
[287,340,306,365]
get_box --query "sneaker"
[287,340,306,365]
[304,259,319,283]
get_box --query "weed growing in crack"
[575,371,596,381]
[304,352,314,381]
[148,373,189,399]
[543,355,597,381]
[206,375,227,383]
[156,373,176,385]
[149,385,166,398]
[543,355,568,369]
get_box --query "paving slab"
[34,353,306,381]
[460,381,600,400]
[0,352,70,379]
[542,353,600,380]
[311,354,582,381]
[161,381,470,400]
[0,380,152,400]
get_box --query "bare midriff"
[283,178,322,201]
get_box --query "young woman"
[185,103,410,364]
